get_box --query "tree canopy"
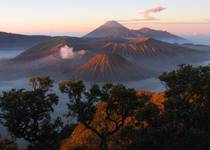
[1,65,210,150]
[59,81,150,150]
[0,76,63,150]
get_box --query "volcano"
[84,21,137,38]
[14,37,209,78]
[72,53,152,82]
[8,22,209,82]
[99,38,196,58]
[84,21,187,44]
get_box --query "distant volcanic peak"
[102,20,127,28]
[84,20,187,43]
[84,20,131,38]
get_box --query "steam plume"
[60,45,74,59]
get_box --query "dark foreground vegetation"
[0,65,210,150]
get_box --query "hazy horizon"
[0,0,209,36]
[17,29,210,46]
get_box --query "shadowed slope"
[0,31,52,49]
[14,37,74,61]
[100,38,196,58]
[181,43,210,52]
[136,28,188,43]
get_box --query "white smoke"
[60,45,75,59]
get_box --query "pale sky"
[0,0,210,36]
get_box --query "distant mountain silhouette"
[84,21,138,38]
[181,43,210,51]
[136,28,188,43]
[0,21,187,51]
[0,31,52,50]
[84,21,188,44]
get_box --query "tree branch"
[81,121,102,138]
[105,108,127,136]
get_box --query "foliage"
[59,81,148,150]
[158,64,210,149]
[1,65,210,150]
[0,76,63,150]
[62,65,210,150]
[0,135,18,150]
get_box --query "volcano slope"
[72,53,152,82]
[84,21,138,38]
[94,38,208,73]
[0,37,96,81]
[0,36,208,82]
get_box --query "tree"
[59,80,145,150]
[117,100,163,150]
[158,65,210,149]
[0,76,63,150]
[0,135,18,150]
[117,65,210,150]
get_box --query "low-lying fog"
[0,50,23,59]
[0,49,165,141]
[0,48,166,92]
[0,48,209,92]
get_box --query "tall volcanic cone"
[72,53,152,82]
[84,21,137,38]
